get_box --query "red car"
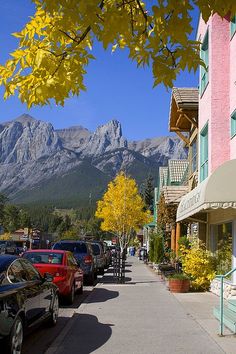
[23,249,83,304]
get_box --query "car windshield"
[24,252,63,264]
[53,242,87,253]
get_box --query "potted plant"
[168,273,190,293]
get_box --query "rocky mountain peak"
[0,114,62,164]
[15,113,36,124]
[84,119,127,156]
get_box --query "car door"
[7,259,42,326]
[20,259,52,317]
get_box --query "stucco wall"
[230,27,236,158]
[210,15,230,172]
[198,15,231,175]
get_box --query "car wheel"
[6,316,24,354]
[78,283,83,294]
[66,283,75,305]
[48,293,59,327]
[88,272,95,286]
[99,267,104,275]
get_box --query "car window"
[20,259,42,281]
[53,242,87,253]
[24,252,63,265]
[7,259,29,283]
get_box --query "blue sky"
[0,1,199,140]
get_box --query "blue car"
[52,240,96,285]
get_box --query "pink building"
[176,13,236,291]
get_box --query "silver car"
[90,242,106,275]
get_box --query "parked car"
[0,240,7,254]
[52,240,96,285]
[89,241,106,275]
[0,240,27,255]
[0,255,59,354]
[23,249,83,304]
[103,242,112,268]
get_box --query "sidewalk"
[46,257,236,354]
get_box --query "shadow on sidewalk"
[62,313,113,354]
[105,268,132,274]
[102,274,132,284]
[84,287,119,304]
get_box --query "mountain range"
[0,114,187,207]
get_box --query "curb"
[45,280,103,354]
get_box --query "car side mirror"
[44,272,53,282]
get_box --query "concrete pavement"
[46,257,236,354]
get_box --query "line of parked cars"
[0,239,112,354]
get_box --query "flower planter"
[169,279,190,293]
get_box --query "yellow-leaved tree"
[96,172,151,252]
[0,1,236,107]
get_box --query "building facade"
[176,13,236,296]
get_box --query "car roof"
[25,249,67,254]
[56,240,86,243]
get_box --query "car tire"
[48,293,59,327]
[99,267,104,275]
[5,316,24,354]
[87,272,95,286]
[78,283,83,294]
[66,283,75,305]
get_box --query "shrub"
[154,236,164,263]
[149,233,164,263]
[216,239,232,275]
[178,236,190,251]
[181,242,216,291]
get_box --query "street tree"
[0,1,235,107]
[96,172,151,281]
[3,205,21,233]
[0,194,8,225]
[142,174,154,212]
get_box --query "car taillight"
[84,255,92,264]
[55,267,67,277]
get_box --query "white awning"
[176,159,236,222]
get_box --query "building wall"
[198,15,232,176]
[230,24,236,158]
[198,18,211,169]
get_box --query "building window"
[231,110,236,138]
[200,123,208,182]
[191,138,197,174]
[200,30,209,95]
[231,14,236,38]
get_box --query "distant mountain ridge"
[0,114,187,207]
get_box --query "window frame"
[190,137,198,175]
[231,14,236,39]
[200,123,209,182]
[231,109,236,139]
[200,30,209,96]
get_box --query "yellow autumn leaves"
[0,0,236,107]
[95,172,151,238]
